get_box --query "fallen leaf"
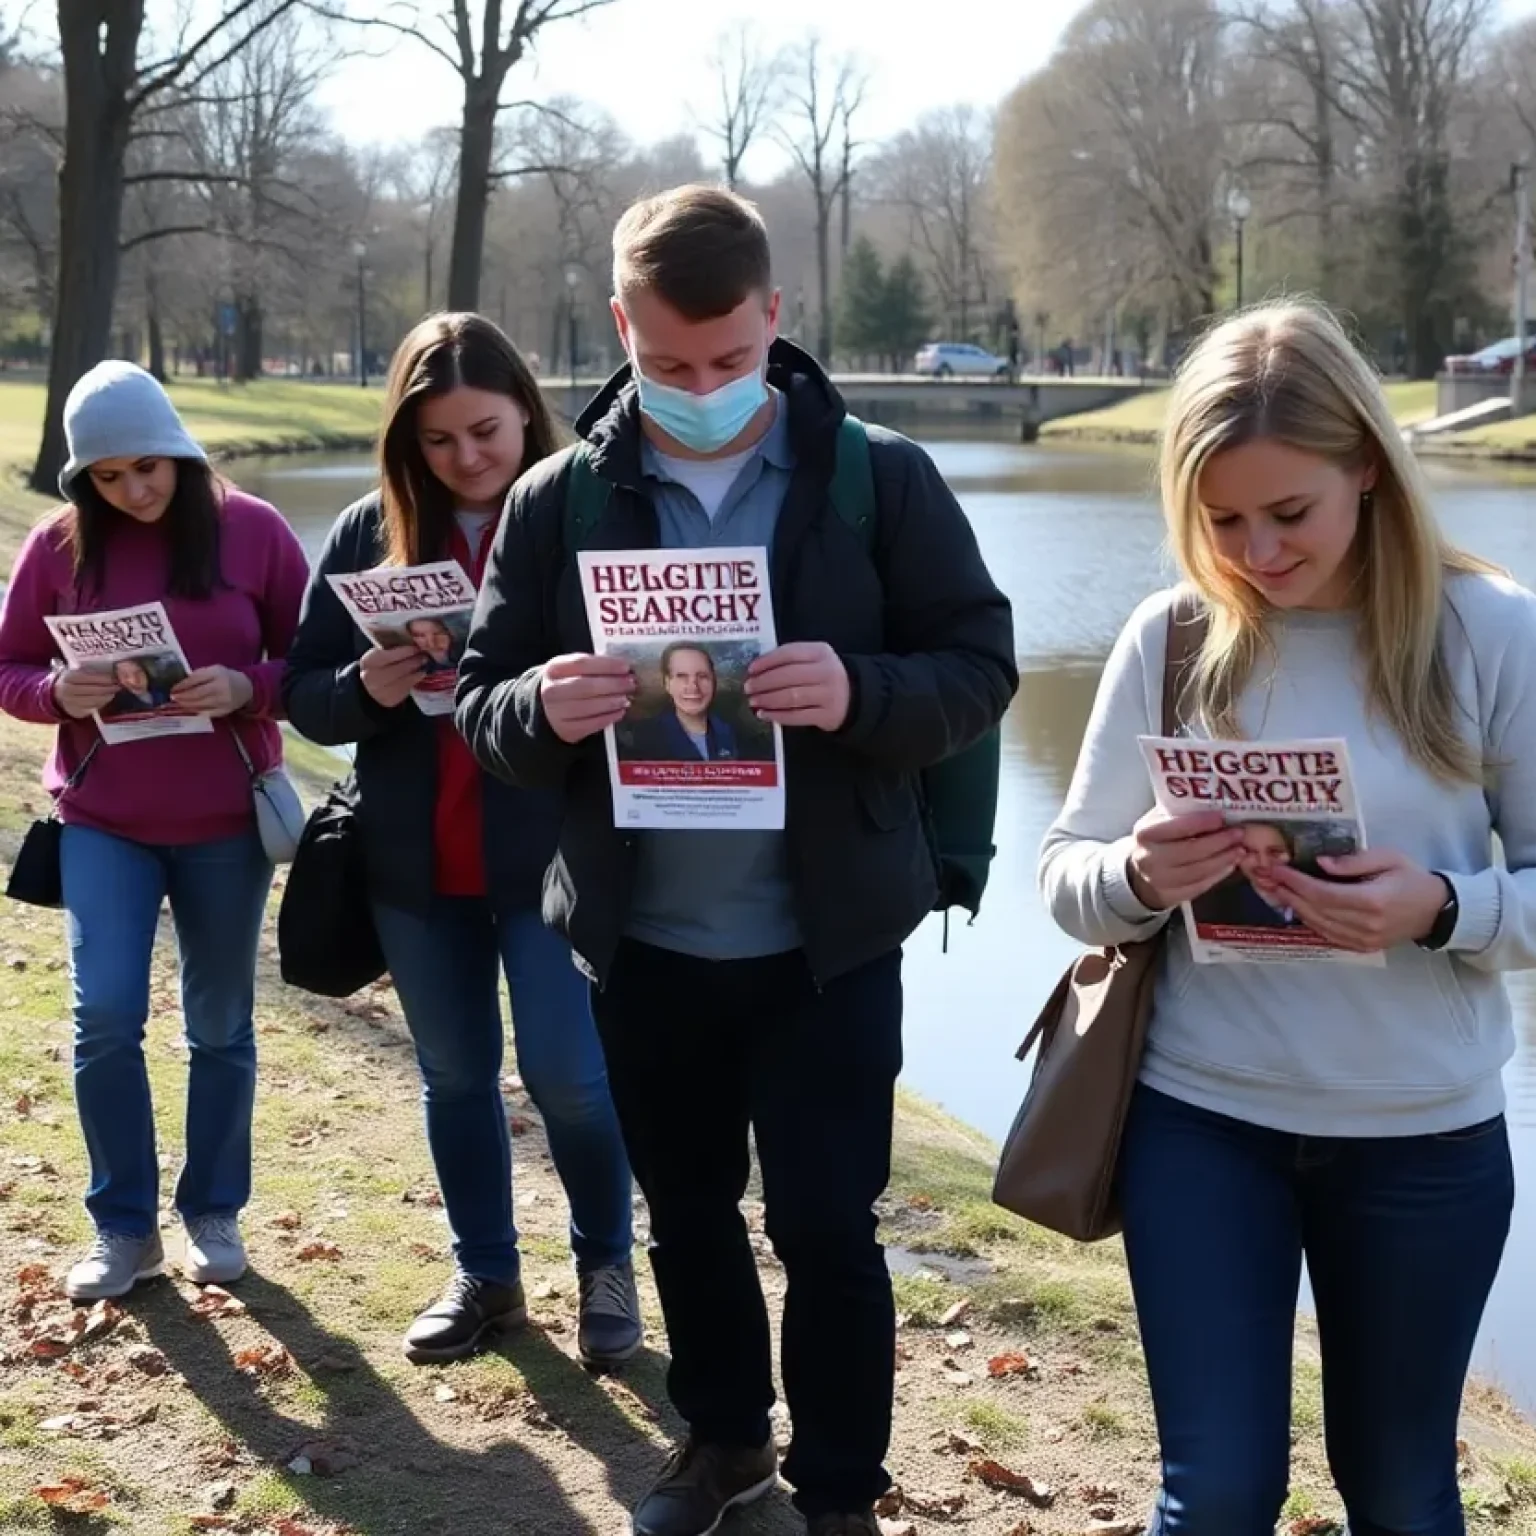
[903,1487,968,1519]
[190,1284,247,1319]
[296,1241,342,1262]
[1286,1522,1340,1536]
[39,1413,84,1432]
[988,1350,1034,1379]
[873,1489,904,1517]
[287,1130,320,1149]
[60,1360,90,1381]
[940,1299,972,1328]
[203,1480,237,1511]
[1083,1523,1144,1536]
[1080,1485,1122,1504]
[269,1210,302,1231]
[946,1431,983,1455]
[946,1330,973,1350]
[401,1187,443,1208]
[34,1474,109,1512]
[13,1092,31,1116]
[127,1346,168,1376]
[9,1154,58,1177]
[906,1192,935,1211]
[188,1519,238,1532]
[234,1344,293,1379]
[1003,1525,1032,1536]
[286,1436,361,1476]
[507,1114,534,1136]
[0,1180,15,1199]
[969,1459,1054,1506]
[408,1243,438,1261]
[434,1383,458,1403]
[79,1297,123,1341]
[273,1519,325,1536]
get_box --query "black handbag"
[276,773,387,998]
[7,744,101,909]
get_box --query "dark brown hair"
[65,460,226,600]
[378,312,560,566]
[612,184,773,321]
[661,641,716,679]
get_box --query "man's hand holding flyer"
[327,561,478,717]
[45,602,213,745]
[1138,736,1385,967]
[578,546,785,830]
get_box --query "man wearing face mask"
[457,184,1015,1536]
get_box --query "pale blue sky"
[312,0,1536,178]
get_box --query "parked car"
[1443,336,1536,375]
[914,341,1011,378]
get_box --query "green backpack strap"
[825,414,1001,932]
[563,443,611,552]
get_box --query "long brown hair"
[378,312,560,566]
[65,460,227,600]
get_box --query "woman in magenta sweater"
[0,361,310,1303]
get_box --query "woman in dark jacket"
[282,313,637,1368]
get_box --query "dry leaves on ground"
[969,1459,1055,1506]
[269,1210,302,1231]
[987,1350,1034,1379]
[939,1299,972,1328]
[190,1285,247,1319]
[286,1435,362,1476]
[296,1241,343,1262]
[34,1474,110,1512]
[234,1343,294,1379]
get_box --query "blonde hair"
[1161,300,1498,784]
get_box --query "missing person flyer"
[326,561,478,716]
[1138,735,1383,967]
[577,547,785,830]
[45,601,213,744]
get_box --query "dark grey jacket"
[456,340,1017,985]
[282,493,562,913]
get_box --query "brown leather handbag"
[991,592,1206,1242]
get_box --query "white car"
[914,341,1011,378]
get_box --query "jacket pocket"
[1428,953,1478,1045]
[856,770,919,832]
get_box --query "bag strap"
[827,414,877,553]
[60,740,100,796]
[564,444,612,553]
[228,726,258,782]
[1161,588,1207,737]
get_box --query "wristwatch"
[1416,874,1459,952]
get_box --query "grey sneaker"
[183,1215,248,1286]
[64,1230,166,1301]
[578,1261,643,1369]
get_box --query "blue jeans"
[1119,1084,1514,1536]
[61,824,273,1238]
[372,898,633,1286]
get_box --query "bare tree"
[700,22,783,190]
[29,0,311,492]
[340,1,619,310]
[778,37,867,361]
[871,105,995,340]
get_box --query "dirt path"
[0,714,1534,1535]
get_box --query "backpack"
[563,415,1003,927]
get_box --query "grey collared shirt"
[623,392,803,961]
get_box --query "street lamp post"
[1228,189,1252,310]
[353,240,368,387]
[564,267,581,403]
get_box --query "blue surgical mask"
[633,359,768,454]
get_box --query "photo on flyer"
[1137,735,1384,967]
[45,601,213,745]
[326,561,478,717]
[577,547,786,831]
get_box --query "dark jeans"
[61,824,272,1237]
[1120,1084,1514,1536]
[591,940,903,1519]
[373,898,633,1286]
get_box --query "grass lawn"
[0,712,1533,1533]
[0,378,384,571]
[1042,378,1442,447]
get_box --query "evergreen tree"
[881,255,931,371]
[836,236,887,366]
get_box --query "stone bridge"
[539,374,1151,440]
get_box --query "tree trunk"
[236,294,263,381]
[815,202,832,362]
[448,82,498,312]
[30,0,145,493]
[424,239,434,314]
[146,269,165,383]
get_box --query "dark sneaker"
[807,1513,881,1536]
[65,1230,165,1301]
[578,1261,642,1369]
[402,1271,527,1364]
[631,1437,778,1536]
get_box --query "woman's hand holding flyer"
[1262,847,1449,953]
[51,666,119,721]
[170,665,253,718]
[1127,806,1246,908]
[359,644,428,709]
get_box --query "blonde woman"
[1039,302,1531,1535]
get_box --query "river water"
[232,437,1536,1409]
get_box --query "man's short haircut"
[613,184,772,321]
[661,642,716,679]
